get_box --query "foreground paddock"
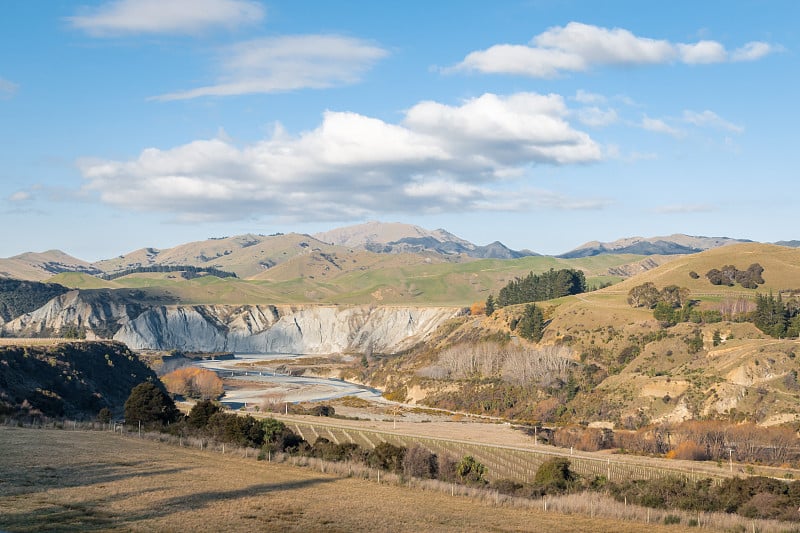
[0,426,692,532]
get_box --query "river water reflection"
[194,353,384,409]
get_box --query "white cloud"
[683,110,744,133]
[451,22,776,77]
[0,77,19,99]
[678,40,727,64]
[153,35,388,100]
[732,41,777,62]
[641,116,683,138]
[404,93,601,166]
[533,22,675,66]
[68,0,264,36]
[575,107,618,127]
[453,44,585,78]
[8,191,32,202]
[79,92,602,221]
[573,90,606,104]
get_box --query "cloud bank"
[79,92,603,221]
[452,22,776,77]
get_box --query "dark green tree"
[261,417,287,444]
[124,381,181,426]
[754,292,788,338]
[485,294,495,316]
[517,303,544,342]
[187,399,221,429]
[367,442,405,473]
[206,412,264,447]
[496,268,586,307]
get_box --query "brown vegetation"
[161,367,224,400]
[0,426,689,533]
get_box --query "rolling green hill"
[46,251,673,306]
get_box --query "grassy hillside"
[610,242,800,294]
[47,272,120,289]
[93,233,349,279]
[358,243,800,427]
[48,252,671,306]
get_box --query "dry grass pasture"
[0,426,691,533]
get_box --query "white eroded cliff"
[2,292,459,354]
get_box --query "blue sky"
[1,0,797,260]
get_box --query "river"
[194,353,385,409]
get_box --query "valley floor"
[0,426,688,533]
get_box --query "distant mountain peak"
[559,234,752,258]
[314,221,537,259]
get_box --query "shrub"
[206,412,264,447]
[456,455,487,484]
[97,407,112,423]
[402,443,438,479]
[533,457,576,492]
[671,440,710,461]
[309,404,335,417]
[437,454,459,483]
[367,442,405,473]
[311,437,367,463]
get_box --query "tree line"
[626,282,800,338]
[488,268,587,310]
[705,263,764,289]
[101,265,238,280]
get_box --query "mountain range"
[0,221,792,282]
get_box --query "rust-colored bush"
[669,440,709,461]
[162,367,223,400]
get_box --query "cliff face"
[2,292,458,354]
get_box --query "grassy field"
[0,426,698,533]
[47,253,648,306]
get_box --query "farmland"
[0,426,689,533]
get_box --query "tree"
[206,412,264,447]
[517,304,544,342]
[97,407,112,423]
[456,455,486,484]
[261,417,287,444]
[627,282,661,309]
[485,294,495,316]
[124,382,181,426]
[367,442,405,473]
[161,367,223,400]
[470,301,486,316]
[187,399,221,428]
[533,457,576,491]
[496,268,586,307]
[754,292,789,338]
[402,443,438,479]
